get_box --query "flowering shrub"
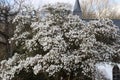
[0,3,120,80]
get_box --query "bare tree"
[80,0,120,19]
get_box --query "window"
[113,65,120,80]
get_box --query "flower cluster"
[1,3,120,80]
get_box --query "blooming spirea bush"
[0,3,120,80]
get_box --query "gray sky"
[27,0,120,14]
[9,0,120,8]
[31,0,75,7]
[31,0,120,6]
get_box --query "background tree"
[81,0,120,19]
[0,0,24,58]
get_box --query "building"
[73,0,120,27]
[73,0,120,80]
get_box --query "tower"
[73,0,82,18]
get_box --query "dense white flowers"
[1,3,120,80]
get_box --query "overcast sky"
[9,0,120,9]
[9,0,120,14]
[30,0,120,14]
[31,0,120,6]
[31,0,75,7]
